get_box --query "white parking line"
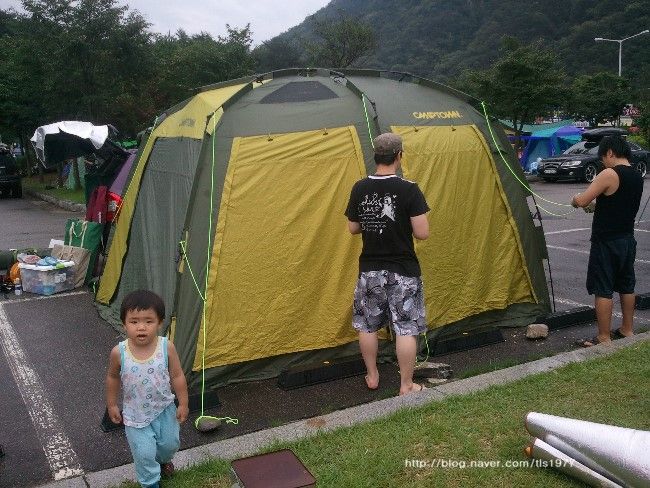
[554,297,590,308]
[545,228,648,235]
[554,297,650,324]
[546,245,589,256]
[0,303,83,480]
[547,245,650,264]
[545,228,590,235]
[2,290,87,304]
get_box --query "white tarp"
[30,121,109,162]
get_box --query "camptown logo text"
[413,111,462,119]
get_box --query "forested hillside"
[274,0,650,88]
[2,0,649,144]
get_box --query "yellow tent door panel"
[393,125,536,328]
[194,126,366,369]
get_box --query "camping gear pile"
[95,68,551,391]
[0,216,104,296]
[2,124,133,297]
[28,121,135,284]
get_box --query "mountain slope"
[271,0,650,88]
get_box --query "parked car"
[628,141,649,178]
[0,144,22,198]
[538,128,648,183]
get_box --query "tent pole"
[531,194,556,312]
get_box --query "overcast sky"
[0,0,330,45]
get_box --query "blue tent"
[520,125,583,172]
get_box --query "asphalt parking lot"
[0,180,648,487]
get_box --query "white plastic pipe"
[525,412,650,487]
[525,438,622,488]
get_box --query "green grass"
[117,340,650,488]
[22,175,85,204]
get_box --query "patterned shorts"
[352,270,427,336]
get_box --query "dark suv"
[0,144,22,198]
[538,128,648,183]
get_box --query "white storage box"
[18,261,76,295]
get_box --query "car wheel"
[583,163,598,183]
[635,160,647,178]
[13,182,22,198]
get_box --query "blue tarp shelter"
[520,125,583,172]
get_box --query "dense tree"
[636,98,650,143]
[252,37,302,72]
[0,0,155,139]
[0,9,52,169]
[459,37,568,152]
[151,25,255,107]
[304,14,376,68]
[567,73,632,127]
[0,1,255,152]
[626,79,650,144]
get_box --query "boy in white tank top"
[106,290,189,488]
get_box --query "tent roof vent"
[260,81,338,104]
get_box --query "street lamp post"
[594,29,649,76]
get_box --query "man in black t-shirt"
[345,132,430,395]
[571,136,643,347]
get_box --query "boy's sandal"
[160,462,175,478]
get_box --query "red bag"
[86,185,109,223]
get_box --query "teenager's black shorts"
[586,236,637,299]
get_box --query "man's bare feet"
[399,383,426,396]
[365,374,379,390]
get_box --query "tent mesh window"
[259,81,339,104]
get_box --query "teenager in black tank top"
[591,165,643,240]
[571,136,643,347]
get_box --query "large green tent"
[96,68,550,389]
